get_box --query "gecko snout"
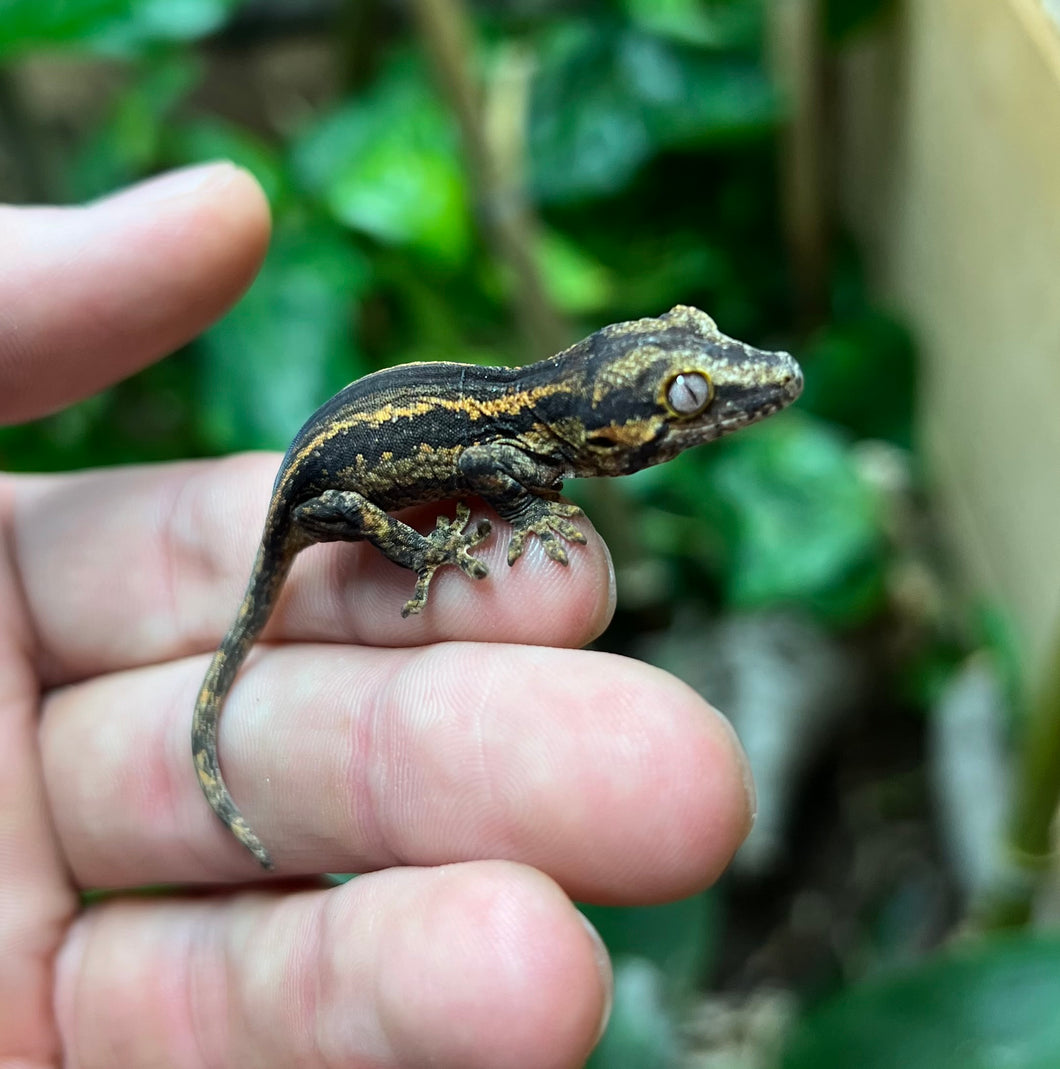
[776,353,804,400]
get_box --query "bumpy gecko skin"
[192,306,803,869]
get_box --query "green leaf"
[0,0,133,56]
[582,894,716,1069]
[824,0,894,42]
[700,414,886,619]
[112,0,233,41]
[0,355,203,470]
[529,25,651,204]
[622,34,776,147]
[622,0,765,50]
[166,116,286,206]
[0,0,239,58]
[783,934,1060,1069]
[581,891,717,981]
[68,55,200,199]
[535,227,613,314]
[292,57,472,266]
[800,309,916,447]
[196,220,372,452]
[530,24,778,203]
[586,957,680,1069]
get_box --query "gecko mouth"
[716,353,803,430]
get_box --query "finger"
[56,863,610,1069]
[0,163,270,424]
[13,455,615,684]
[43,642,752,893]
[0,505,77,1063]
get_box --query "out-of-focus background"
[3,1,1060,1065]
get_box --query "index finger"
[12,455,615,684]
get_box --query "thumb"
[0,162,270,425]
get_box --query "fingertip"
[102,159,271,238]
[656,678,757,894]
[0,163,272,423]
[679,697,757,892]
[294,501,618,650]
[374,862,610,1069]
[695,711,756,890]
[533,658,756,904]
[589,533,617,642]
[713,702,757,841]
[95,160,272,339]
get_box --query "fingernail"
[578,912,613,1044]
[720,710,757,830]
[96,161,238,206]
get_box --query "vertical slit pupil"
[667,372,711,415]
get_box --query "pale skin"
[0,163,755,1069]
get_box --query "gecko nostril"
[781,361,803,391]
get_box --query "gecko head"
[571,305,803,474]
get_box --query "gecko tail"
[192,515,303,871]
[193,659,276,870]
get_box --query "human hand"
[0,164,754,1068]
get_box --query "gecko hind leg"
[292,491,492,616]
[403,503,492,616]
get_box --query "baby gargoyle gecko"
[193,305,803,869]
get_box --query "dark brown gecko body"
[193,305,803,868]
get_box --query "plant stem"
[990,633,1060,927]
[765,0,830,328]
[407,0,568,357]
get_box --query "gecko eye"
[662,370,713,417]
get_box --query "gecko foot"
[402,503,492,617]
[506,501,586,566]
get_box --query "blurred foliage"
[626,412,887,624]
[528,20,777,203]
[0,0,243,57]
[3,0,1045,1067]
[783,933,1060,1069]
[583,893,717,1069]
[293,54,473,264]
[197,221,373,450]
[823,0,894,42]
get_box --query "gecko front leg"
[457,442,588,565]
